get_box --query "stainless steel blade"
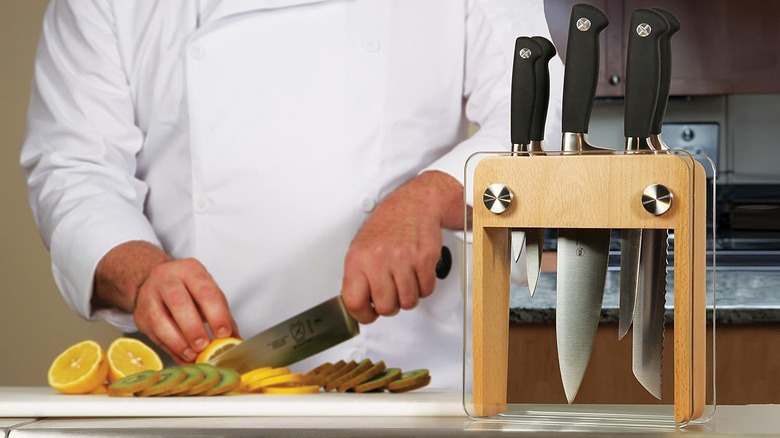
[511,229,526,263]
[525,228,544,297]
[618,229,642,339]
[556,228,611,403]
[210,296,359,374]
[631,228,667,399]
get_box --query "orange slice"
[195,337,242,364]
[48,340,109,394]
[106,337,163,383]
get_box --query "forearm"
[92,241,172,313]
[392,170,466,231]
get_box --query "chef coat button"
[360,197,376,213]
[361,37,380,53]
[189,44,206,60]
[194,197,210,213]
[348,350,363,361]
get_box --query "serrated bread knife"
[556,3,611,404]
[621,8,672,400]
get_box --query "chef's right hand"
[93,241,239,363]
[134,258,239,363]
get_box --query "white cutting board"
[0,387,465,418]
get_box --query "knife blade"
[210,295,359,373]
[509,36,542,266]
[621,8,671,400]
[210,247,453,374]
[525,36,557,297]
[556,3,610,404]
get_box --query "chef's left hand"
[340,170,464,324]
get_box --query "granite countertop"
[509,269,780,324]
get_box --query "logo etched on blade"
[290,321,306,342]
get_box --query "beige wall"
[0,1,119,386]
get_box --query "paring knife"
[524,36,557,297]
[620,8,671,400]
[509,36,543,271]
[556,3,611,404]
[211,246,453,374]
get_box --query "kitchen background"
[1,1,778,388]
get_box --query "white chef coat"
[21,0,563,388]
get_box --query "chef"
[21,0,562,389]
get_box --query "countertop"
[4,404,780,437]
[509,269,780,324]
[2,388,778,436]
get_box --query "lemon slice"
[48,340,109,394]
[244,367,291,392]
[107,337,163,383]
[249,372,303,391]
[195,337,242,364]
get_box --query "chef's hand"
[93,241,239,363]
[341,170,464,324]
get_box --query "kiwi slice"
[107,370,160,397]
[354,367,402,393]
[158,365,205,396]
[181,363,221,395]
[308,360,346,387]
[337,360,386,393]
[319,360,357,390]
[201,367,241,396]
[136,366,187,397]
[386,369,431,393]
[324,359,373,392]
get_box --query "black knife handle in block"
[511,37,542,146]
[651,8,680,135]
[624,8,670,139]
[561,3,608,134]
[530,36,557,142]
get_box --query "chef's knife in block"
[470,153,707,423]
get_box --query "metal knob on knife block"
[642,184,673,216]
[483,183,513,214]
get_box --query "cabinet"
[545,0,780,96]
[507,323,780,405]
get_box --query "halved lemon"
[48,340,109,394]
[195,337,242,364]
[107,337,163,383]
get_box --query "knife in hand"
[210,246,453,374]
[620,8,672,400]
[556,3,611,404]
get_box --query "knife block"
[469,151,708,424]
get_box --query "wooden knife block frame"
[468,151,708,424]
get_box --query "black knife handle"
[511,37,543,146]
[624,9,670,139]
[650,8,680,135]
[561,3,609,134]
[530,36,557,142]
[435,246,452,280]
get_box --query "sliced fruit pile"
[236,359,431,394]
[108,363,240,397]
